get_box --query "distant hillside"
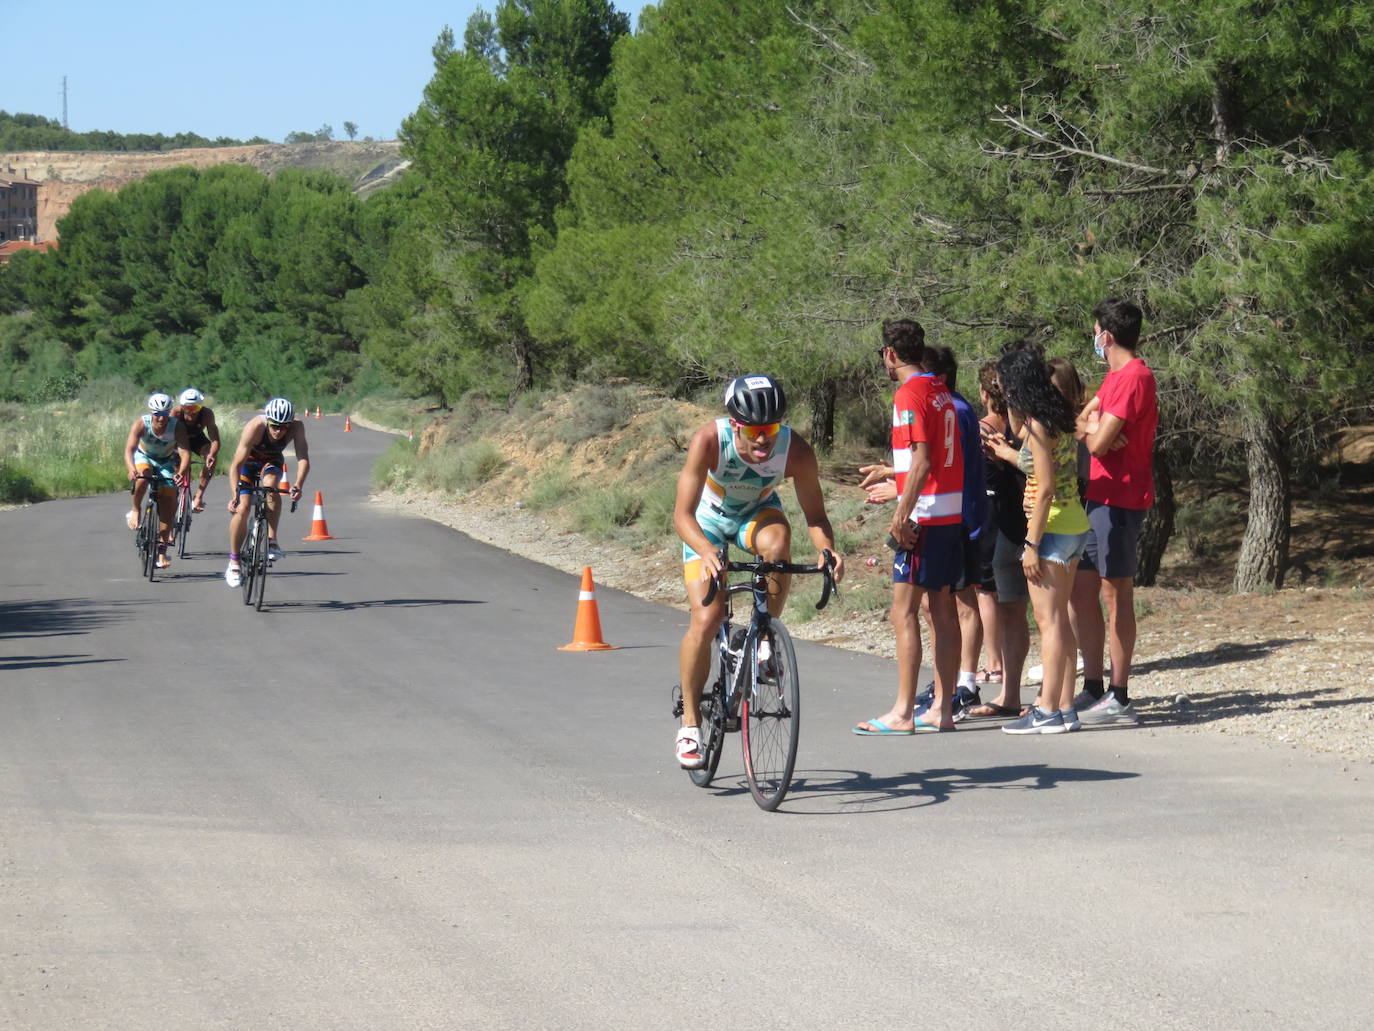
[2,140,407,240]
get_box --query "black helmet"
[723,375,787,425]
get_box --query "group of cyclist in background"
[122,392,309,584]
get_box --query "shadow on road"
[265,597,485,612]
[743,762,1142,815]
[0,598,149,640]
[0,654,124,671]
[1133,637,1310,676]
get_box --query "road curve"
[3,417,1372,1030]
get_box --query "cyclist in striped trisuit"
[122,391,191,570]
[671,375,846,769]
[223,397,310,588]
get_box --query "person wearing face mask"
[1070,298,1158,725]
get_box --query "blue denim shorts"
[1035,530,1088,568]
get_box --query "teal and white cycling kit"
[682,418,792,581]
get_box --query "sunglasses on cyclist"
[182,404,202,414]
[266,419,290,429]
[731,420,782,440]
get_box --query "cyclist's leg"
[742,503,791,616]
[679,535,728,729]
[192,442,213,509]
[227,462,260,574]
[129,459,153,528]
[259,463,284,543]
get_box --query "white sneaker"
[676,727,705,769]
[125,509,138,530]
[267,541,284,563]
[224,563,242,588]
[1024,654,1086,685]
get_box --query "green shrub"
[574,484,644,538]
[420,440,505,492]
[524,469,578,511]
[556,384,639,445]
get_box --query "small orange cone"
[302,491,336,541]
[279,478,290,497]
[407,429,414,442]
[315,406,321,419]
[344,415,352,432]
[559,567,617,651]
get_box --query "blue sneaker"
[1001,706,1066,735]
[951,686,982,724]
[914,682,935,718]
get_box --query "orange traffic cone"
[559,567,617,651]
[344,415,352,432]
[279,478,290,497]
[302,491,336,541]
[315,406,321,419]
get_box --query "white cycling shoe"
[224,562,242,588]
[267,541,284,563]
[676,727,705,769]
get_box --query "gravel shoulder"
[372,485,1374,768]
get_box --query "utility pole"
[62,75,68,129]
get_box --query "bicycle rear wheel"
[741,621,800,811]
[688,649,728,787]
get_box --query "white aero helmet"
[178,387,204,407]
[264,397,295,424]
[146,392,173,414]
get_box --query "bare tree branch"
[990,104,1180,176]
[785,6,874,70]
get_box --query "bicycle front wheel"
[252,531,270,611]
[140,505,158,581]
[741,620,800,811]
[241,520,263,605]
[175,490,192,558]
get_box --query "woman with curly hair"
[989,349,1090,734]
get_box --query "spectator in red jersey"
[854,318,965,735]
[1070,298,1158,726]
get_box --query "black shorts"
[186,431,210,454]
[1082,500,1147,579]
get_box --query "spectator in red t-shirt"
[854,318,964,735]
[1070,298,1158,725]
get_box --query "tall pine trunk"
[1233,410,1290,592]
[807,380,837,452]
[1136,445,1174,587]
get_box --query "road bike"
[168,459,200,559]
[131,474,160,582]
[672,544,837,811]
[238,484,297,612]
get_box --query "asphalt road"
[3,418,1372,1030]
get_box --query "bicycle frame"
[683,543,836,809]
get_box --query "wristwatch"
[1023,538,1039,549]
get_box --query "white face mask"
[1092,330,1107,360]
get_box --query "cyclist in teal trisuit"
[672,375,846,768]
[122,392,191,570]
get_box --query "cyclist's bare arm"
[202,409,221,468]
[673,424,725,581]
[288,424,309,498]
[225,418,261,513]
[173,422,192,482]
[784,435,846,583]
[123,419,143,479]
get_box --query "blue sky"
[7,1,650,144]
